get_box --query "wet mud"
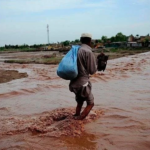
[0,108,103,137]
[0,108,103,150]
[0,70,28,84]
[0,52,150,149]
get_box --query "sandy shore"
[0,52,150,150]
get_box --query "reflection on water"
[0,133,64,150]
[61,132,97,150]
[0,132,97,150]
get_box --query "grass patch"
[37,57,63,64]
[109,48,121,52]
[0,48,37,52]
[4,56,63,64]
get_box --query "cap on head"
[81,33,92,39]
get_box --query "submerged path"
[0,52,150,150]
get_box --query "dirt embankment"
[0,70,28,84]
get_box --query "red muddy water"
[0,52,150,150]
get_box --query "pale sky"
[0,0,150,46]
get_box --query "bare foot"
[73,114,80,117]
[74,103,94,120]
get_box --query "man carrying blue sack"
[69,33,97,120]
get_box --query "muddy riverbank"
[0,70,28,84]
[0,50,149,84]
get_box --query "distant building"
[127,35,150,47]
[128,35,135,42]
[127,42,142,47]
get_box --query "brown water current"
[0,52,150,150]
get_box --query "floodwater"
[0,52,150,150]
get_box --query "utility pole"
[47,24,49,44]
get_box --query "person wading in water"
[69,33,97,120]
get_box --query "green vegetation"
[0,44,46,52]
[0,48,37,52]
[62,40,70,46]
[109,48,120,52]
[115,32,127,42]
[1,32,150,52]
[97,32,128,43]
[4,56,63,64]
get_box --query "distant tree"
[98,39,102,43]
[15,45,18,49]
[95,40,99,44]
[101,36,107,43]
[33,44,37,48]
[144,38,149,47]
[5,45,8,49]
[75,39,80,43]
[115,32,127,42]
[70,41,74,44]
[110,36,116,42]
[0,46,5,50]
[62,40,70,46]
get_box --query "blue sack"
[57,45,80,80]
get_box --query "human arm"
[86,52,97,75]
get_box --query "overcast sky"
[0,0,150,46]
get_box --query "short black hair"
[80,37,91,44]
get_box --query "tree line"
[61,32,128,46]
[3,44,46,49]
[0,32,149,49]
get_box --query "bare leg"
[74,103,94,120]
[73,102,84,116]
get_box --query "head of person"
[80,33,92,47]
